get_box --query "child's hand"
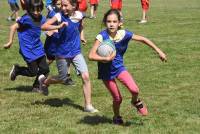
[158,51,167,62]
[46,29,58,36]
[3,42,12,49]
[59,22,68,29]
[103,51,116,62]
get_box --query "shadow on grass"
[32,98,83,110]
[79,115,145,126]
[78,115,112,125]
[4,85,33,92]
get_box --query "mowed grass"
[0,0,200,133]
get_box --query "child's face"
[106,14,121,33]
[61,0,75,14]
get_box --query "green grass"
[0,0,200,133]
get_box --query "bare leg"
[90,5,94,18]
[81,72,91,106]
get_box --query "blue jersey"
[17,14,46,63]
[96,29,133,80]
[54,11,83,58]
[44,9,60,58]
[8,0,17,4]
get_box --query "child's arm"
[132,34,167,62]
[4,23,19,49]
[41,16,68,31]
[79,21,87,45]
[88,39,116,62]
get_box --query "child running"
[4,0,49,95]
[41,0,98,113]
[89,9,167,124]
[44,0,75,85]
[7,0,20,21]
[139,0,149,23]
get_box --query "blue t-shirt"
[17,14,46,63]
[96,29,133,80]
[8,0,17,4]
[54,11,83,58]
[44,9,60,57]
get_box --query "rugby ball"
[97,40,115,57]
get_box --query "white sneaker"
[38,74,49,96]
[84,105,99,113]
[139,20,147,24]
[7,17,11,21]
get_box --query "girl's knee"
[113,96,122,105]
[131,87,139,95]
[81,72,90,82]
[29,69,38,76]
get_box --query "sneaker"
[9,64,19,81]
[7,16,11,21]
[132,99,148,116]
[63,77,75,86]
[84,105,99,113]
[139,19,147,24]
[38,74,49,96]
[89,16,94,19]
[113,116,124,125]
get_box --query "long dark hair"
[27,0,44,21]
[65,0,78,10]
[103,9,121,26]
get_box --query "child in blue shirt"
[89,9,167,124]
[41,0,98,113]
[44,0,74,85]
[7,0,20,21]
[4,0,49,95]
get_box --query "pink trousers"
[103,70,139,105]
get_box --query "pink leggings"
[103,70,139,105]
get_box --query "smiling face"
[106,13,121,35]
[61,0,76,15]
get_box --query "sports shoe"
[113,116,124,125]
[84,105,99,113]
[7,16,12,21]
[132,99,148,116]
[9,64,19,81]
[63,77,75,86]
[89,16,95,19]
[38,74,49,96]
[139,19,147,24]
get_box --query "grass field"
[0,0,200,133]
